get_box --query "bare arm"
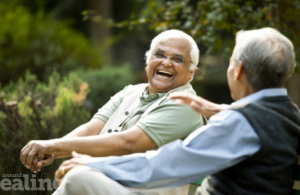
[62,118,105,138]
[55,126,156,157]
[169,92,225,118]
[20,118,105,172]
[51,118,105,160]
[21,125,156,171]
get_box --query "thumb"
[72,151,82,158]
[37,157,53,167]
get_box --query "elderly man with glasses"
[52,27,300,195]
[20,30,206,195]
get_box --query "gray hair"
[233,27,296,91]
[145,29,199,71]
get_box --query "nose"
[161,56,172,67]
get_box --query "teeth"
[158,70,173,76]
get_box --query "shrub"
[76,64,137,113]
[0,71,91,194]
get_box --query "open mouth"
[156,70,173,78]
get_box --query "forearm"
[52,125,154,159]
[202,101,226,118]
[52,134,131,158]
[53,119,106,158]
[65,119,104,138]
[63,124,90,138]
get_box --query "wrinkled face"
[146,38,194,94]
[227,46,239,100]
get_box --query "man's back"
[201,96,300,195]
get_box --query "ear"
[145,66,148,71]
[234,61,244,80]
[189,68,197,80]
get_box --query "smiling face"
[146,38,195,94]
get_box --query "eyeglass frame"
[151,50,193,64]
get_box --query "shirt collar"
[143,88,166,99]
[142,80,191,99]
[232,88,288,106]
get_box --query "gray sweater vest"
[200,96,300,195]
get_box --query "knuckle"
[28,153,35,158]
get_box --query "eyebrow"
[155,49,184,58]
[155,49,165,53]
[173,54,184,58]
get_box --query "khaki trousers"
[52,166,189,195]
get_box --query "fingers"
[72,151,80,158]
[20,140,53,170]
[31,156,39,173]
[54,157,88,180]
[72,151,90,158]
[20,146,31,168]
[191,101,204,114]
[37,154,54,168]
[26,150,40,169]
[169,92,194,105]
[54,163,78,180]
[38,150,45,161]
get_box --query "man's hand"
[55,151,91,181]
[20,140,57,173]
[169,92,224,118]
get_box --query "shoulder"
[208,110,255,135]
[209,109,247,123]
[121,83,147,94]
[125,83,148,90]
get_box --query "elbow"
[125,140,140,155]
[125,142,135,155]
[119,134,138,155]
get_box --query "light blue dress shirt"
[87,88,288,189]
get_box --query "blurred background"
[0,0,299,194]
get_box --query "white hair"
[233,27,296,91]
[145,29,199,71]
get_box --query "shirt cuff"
[93,114,109,123]
[86,157,107,171]
[135,123,163,147]
[220,104,230,110]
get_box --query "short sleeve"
[136,99,204,147]
[93,87,127,122]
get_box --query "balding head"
[233,27,296,91]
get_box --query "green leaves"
[85,0,300,68]
[0,71,91,192]
[0,1,103,85]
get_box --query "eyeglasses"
[152,52,192,64]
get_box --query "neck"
[234,82,256,101]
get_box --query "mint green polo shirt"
[93,85,204,147]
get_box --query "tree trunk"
[286,73,300,108]
[88,0,112,63]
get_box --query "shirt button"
[125,111,129,115]
[108,129,112,133]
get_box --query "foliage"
[0,0,102,85]
[85,0,300,67]
[76,64,136,113]
[0,71,91,194]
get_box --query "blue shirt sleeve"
[86,110,261,189]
